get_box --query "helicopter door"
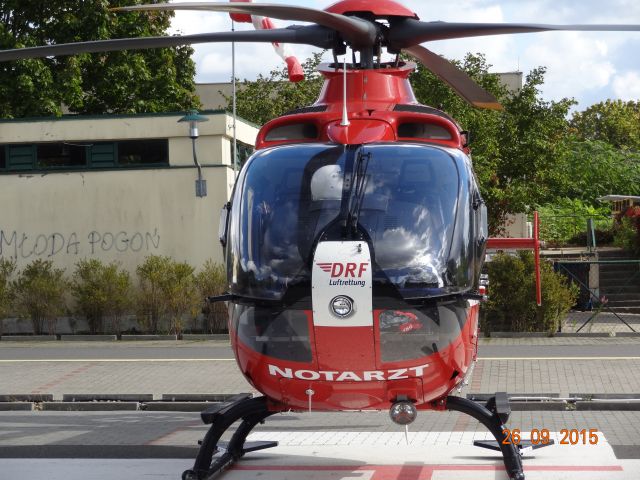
[311,241,376,370]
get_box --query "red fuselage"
[225,62,482,412]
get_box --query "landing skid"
[446,393,525,480]
[182,394,279,480]
[184,392,527,480]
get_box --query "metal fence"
[555,259,640,333]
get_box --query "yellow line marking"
[0,358,236,363]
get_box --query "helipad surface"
[2,431,638,480]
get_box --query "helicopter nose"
[389,399,418,425]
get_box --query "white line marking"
[1,357,639,363]
[0,358,235,363]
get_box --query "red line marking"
[30,363,96,394]
[145,421,201,446]
[232,464,624,472]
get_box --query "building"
[1,68,523,274]
[0,111,258,272]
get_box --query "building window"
[230,140,255,169]
[37,143,87,169]
[0,139,169,172]
[7,145,35,171]
[118,139,168,166]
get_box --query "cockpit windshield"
[228,143,475,301]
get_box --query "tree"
[551,139,640,203]
[0,0,198,118]
[571,100,640,151]
[409,55,576,232]
[228,53,325,125]
[229,52,640,234]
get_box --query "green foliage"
[482,251,578,334]
[538,198,612,245]
[228,53,325,125]
[136,255,199,335]
[71,259,132,334]
[223,50,640,236]
[12,259,67,335]
[550,140,640,203]
[614,215,640,256]
[567,228,614,249]
[571,100,640,151]
[194,260,228,333]
[0,258,16,333]
[0,0,198,118]
[409,54,576,233]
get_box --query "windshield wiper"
[345,150,371,237]
[403,291,486,304]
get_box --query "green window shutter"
[90,143,116,168]
[7,145,35,170]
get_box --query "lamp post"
[178,110,209,198]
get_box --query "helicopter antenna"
[232,18,238,176]
[340,53,350,127]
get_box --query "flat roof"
[598,195,640,202]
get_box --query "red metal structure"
[1,2,637,479]
[487,212,542,306]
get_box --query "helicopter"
[1,2,638,479]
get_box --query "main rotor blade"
[404,45,502,110]
[0,26,334,62]
[391,19,640,48]
[114,2,377,46]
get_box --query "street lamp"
[178,110,209,198]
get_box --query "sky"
[169,0,640,110]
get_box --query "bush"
[71,259,132,334]
[13,259,67,335]
[566,228,615,247]
[613,207,640,256]
[195,260,228,333]
[538,199,612,246]
[481,251,578,334]
[136,255,199,335]
[0,258,17,335]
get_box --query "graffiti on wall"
[0,229,161,259]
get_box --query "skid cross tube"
[183,396,279,480]
[445,394,524,480]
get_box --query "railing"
[555,259,640,332]
[536,214,613,248]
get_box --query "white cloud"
[613,72,640,100]
[521,32,617,103]
[168,0,640,107]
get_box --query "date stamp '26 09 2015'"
[502,428,600,446]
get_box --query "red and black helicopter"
[1,2,639,479]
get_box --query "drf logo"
[317,262,369,278]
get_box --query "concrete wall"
[0,112,258,273]
[500,213,531,238]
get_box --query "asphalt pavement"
[3,337,640,361]
[4,337,640,479]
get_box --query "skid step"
[217,440,278,455]
[474,439,555,454]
